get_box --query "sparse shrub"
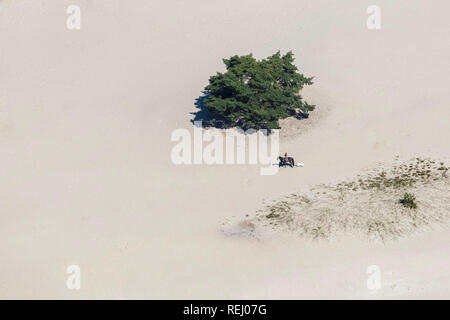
[399,193,417,209]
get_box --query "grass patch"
[255,158,450,241]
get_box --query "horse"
[278,156,295,168]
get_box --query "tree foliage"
[203,51,314,130]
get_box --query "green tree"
[203,51,314,130]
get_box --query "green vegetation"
[333,158,449,192]
[399,193,417,209]
[203,51,314,130]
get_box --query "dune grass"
[256,158,450,241]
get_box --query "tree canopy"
[202,51,314,130]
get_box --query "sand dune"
[257,158,450,241]
[0,0,449,298]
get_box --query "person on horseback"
[278,153,303,168]
[278,152,294,168]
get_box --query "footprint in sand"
[220,220,259,239]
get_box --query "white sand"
[0,0,449,298]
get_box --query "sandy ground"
[0,0,449,299]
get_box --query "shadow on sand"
[190,91,230,129]
[190,91,310,130]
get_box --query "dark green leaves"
[203,51,314,130]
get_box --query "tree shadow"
[190,91,229,129]
[190,91,309,131]
[288,108,310,120]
